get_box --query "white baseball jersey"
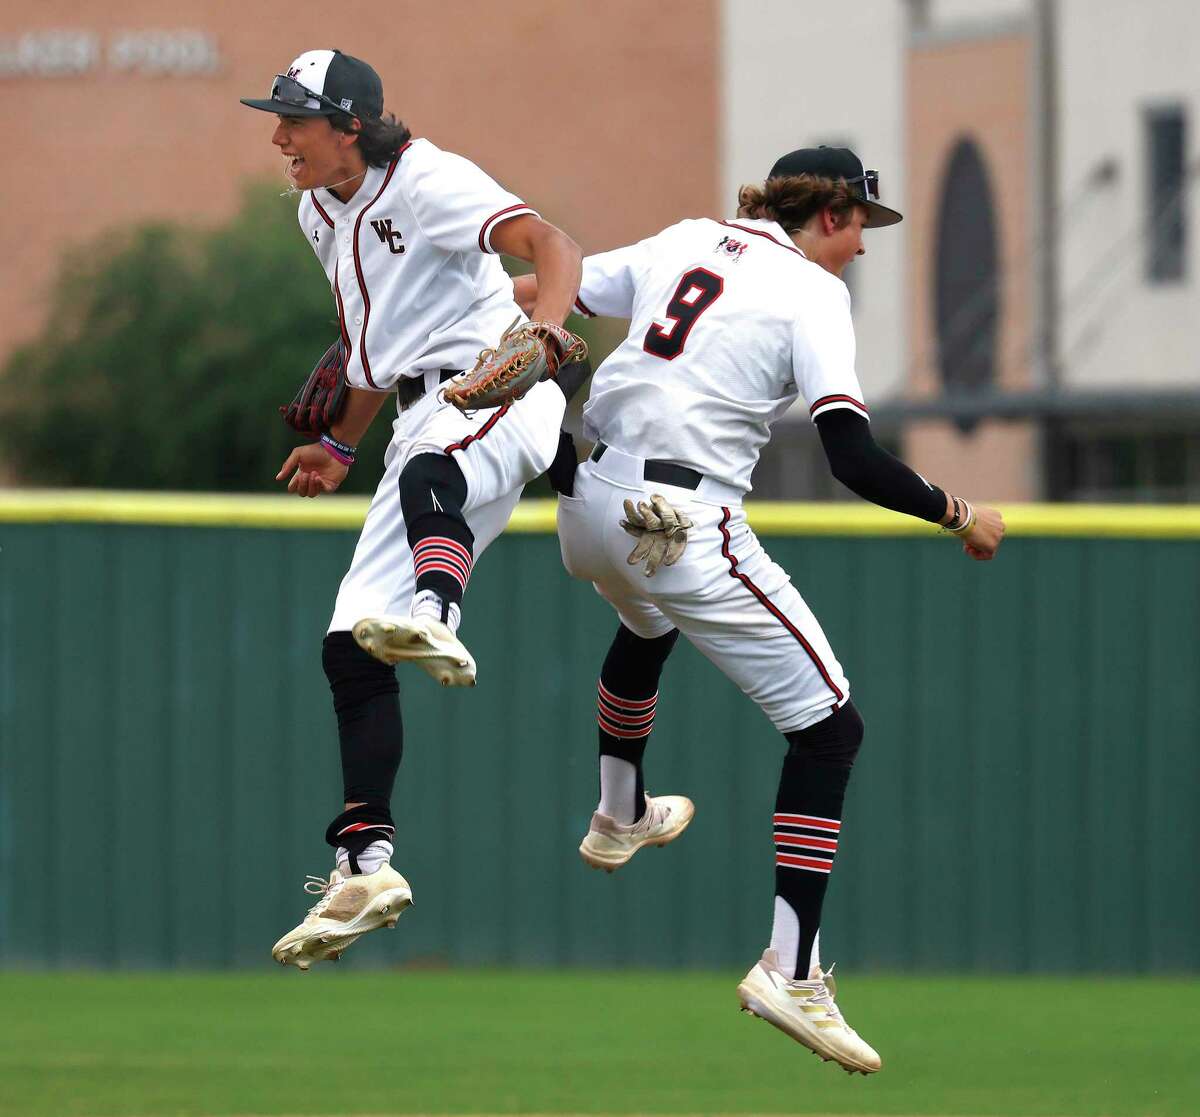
[298,137,537,390]
[574,217,868,494]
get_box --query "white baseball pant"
[556,444,850,733]
[328,373,565,633]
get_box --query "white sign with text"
[0,30,221,78]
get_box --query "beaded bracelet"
[320,433,356,465]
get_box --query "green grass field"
[4,970,1197,1117]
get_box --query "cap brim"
[863,201,903,228]
[239,97,335,116]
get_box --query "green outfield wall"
[1,493,1198,973]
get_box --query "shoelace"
[302,873,345,919]
[632,797,673,834]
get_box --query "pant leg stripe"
[718,507,844,704]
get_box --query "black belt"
[589,441,704,490]
[397,369,458,410]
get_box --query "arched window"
[934,137,1000,396]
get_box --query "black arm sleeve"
[814,408,947,524]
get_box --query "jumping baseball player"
[515,147,1005,1072]
[241,50,586,969]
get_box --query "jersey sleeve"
[573,241,649,319]
[406,147,539,254]
[791,277,870,423]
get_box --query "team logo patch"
[370,218,406,254]
[715,235,748,261]
[340,98,353,110]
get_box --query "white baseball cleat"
[736,949,882,1074]
[578,793,695,871]
[271,866,413,971]
[352,615,477,687]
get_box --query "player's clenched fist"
[960,504,1005,561]
[276,442,349,498]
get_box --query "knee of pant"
[784,699,864,767]
[322,632,398,710]
[610,623,680,673]
[399,452,467,519]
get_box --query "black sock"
[325,803,395,873]
[775,701,864,974]
[322,630,403,807]
[596,624,679,823]
[399,453,474,613]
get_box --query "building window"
[1145,105,1187,283]
[1048,422,1200,502]
[934,137,1000,396]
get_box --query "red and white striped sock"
[597,681,657,741]
[769,750,849,978]
[411,535,472,632]
[412,536,472,596]
[596,682,657,824]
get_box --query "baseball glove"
[280,338,349,437]
[621,494,694,577]
[443,319,588,411]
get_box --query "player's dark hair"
[736,175,864,233]
[330,111,412,167]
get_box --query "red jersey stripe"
[350,144,410,388]
[310,194,335,228]
[478,203,533,253]
[809,394,869,417]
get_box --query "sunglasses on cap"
[269,74,354,116]
[846,170,881,201]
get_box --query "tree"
[2,183,616,493]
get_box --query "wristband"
[320,433,356,465]
[942,496,976,536]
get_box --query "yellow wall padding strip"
[1,490,1199,539]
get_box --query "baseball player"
[241,50,585,969]
[515,147,1004,1072]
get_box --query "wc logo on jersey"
[715,235,748,262]
[370,218,405,254]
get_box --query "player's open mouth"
[285,155,306,178]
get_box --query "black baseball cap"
[240,49,383,120]
[768,146,903,227]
